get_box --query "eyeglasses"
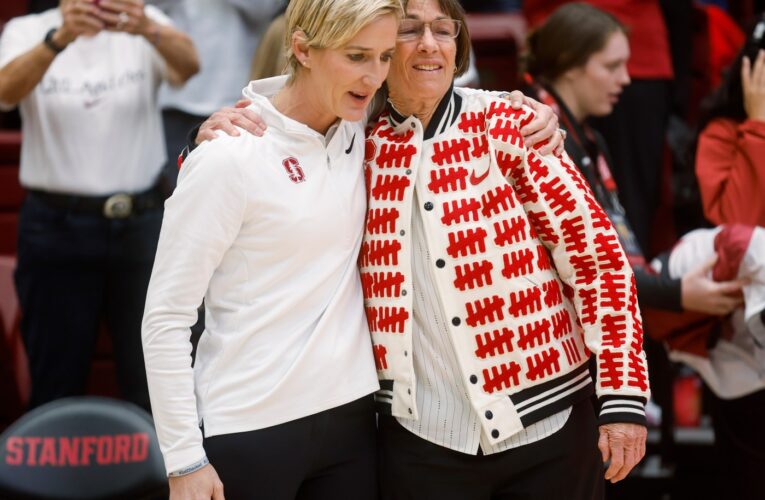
[397,18,461,41]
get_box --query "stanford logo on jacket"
[282,156,306,184]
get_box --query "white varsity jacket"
[361,86,650,445]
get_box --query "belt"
[28,185,164,219]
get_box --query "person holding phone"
[0,0,198,410]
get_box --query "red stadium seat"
[0,131,22,255]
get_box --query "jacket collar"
[385,83,462,140]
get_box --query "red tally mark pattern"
[428,167,468,194]
[366,208,398,235]
[458,111,486,134]
[482,362,522,393]
[501,249,534,279]
[481,185,517,218]
[371,174,410,202]
[373,344,388,370]
[366,306,409,334]
[447,228,487,258]
[474,327,514,359]
[442,198,481,226]
[525,347,561,381]
[562,337,582,365]
[495,150,523,178]
[483,101,646,397]
[360,240,401,267]
[361,272,405,298]
[360,97,648,401]
[466,295,506,327]
[432,138,472,166]
[493,216,527,247]
[516,318,551,350]
[454,261,494,291]
[376,143,417,168]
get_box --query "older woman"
[141,0,401,498]
[364,1,647,497]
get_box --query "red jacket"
[696,118,765,227]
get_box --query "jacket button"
[407,388,411,395]
[400,230,406,236]
[469,375,478,384]
[491,429,499,439]
[404,350,408,357]
[401,289,407,296]
[485,411,493,420]
[408,408,413,414]
[435,259,445,268]
[424,201,434,211]
[405,169,412,175]
[451,317,461,326]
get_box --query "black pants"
[378,400,604,500]
[709,388,765,500]
[203,395,378,500]
[14,193,161,410]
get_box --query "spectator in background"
[0,0,198,410]
[693,16,765,498]
[525,5,765,499]
[150,0,284,190]
[525,0,675,257]
[249,11,286,80]
[696,14,765,227]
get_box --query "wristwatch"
[43,28,67,54]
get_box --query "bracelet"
[167,456,209,477]
[43,28,67,54]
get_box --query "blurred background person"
[249,10,286,81]
[0,0,198,411]
[695,14,765,228]
[692,15,765,498]
[150,0,284,191]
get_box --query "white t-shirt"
[142,76,380,474]
[0,7,171,195]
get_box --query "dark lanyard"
[526,75,647,267]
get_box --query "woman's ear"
[291,30,311,69]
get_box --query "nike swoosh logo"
[469,165,490,185]
[345,133,356,154]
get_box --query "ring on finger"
[116,11,129,29]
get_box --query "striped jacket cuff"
[597,395,647,427]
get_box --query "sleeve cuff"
[167,455,209,477]
[740,119,765,138]
[597,395,647,427]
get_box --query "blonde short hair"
[284,0,403,83]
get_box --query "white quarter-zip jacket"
[142,76,379,474]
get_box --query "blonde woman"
[141,0,401,498]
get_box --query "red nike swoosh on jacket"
[469,166,490,185]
